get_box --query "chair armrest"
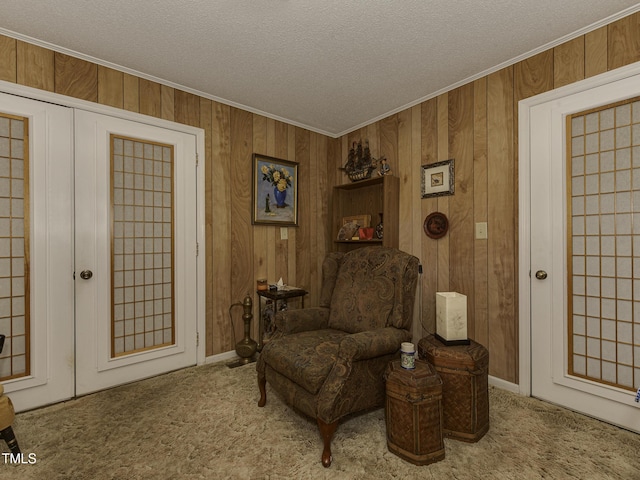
[317,327,413,423]
[273,307,330,335]
[338,327,411,362]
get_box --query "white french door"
[0,91,201,411]
[0,92,75,411]
[522,64,640,433]
[74,110,198,396]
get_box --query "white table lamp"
[435,292,470,346]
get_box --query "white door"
[0,93,75,411]
[0,91,201,411]
[74,110,198,395]
[525,66,640,433]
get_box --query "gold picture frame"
[342,214,371,228]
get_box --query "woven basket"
[384,360,445,465]
[418,334,489,442]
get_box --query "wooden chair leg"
[0,426,20,454]
[257,375,267,407]
[317,418,338,468]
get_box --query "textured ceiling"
[1,1,639,136]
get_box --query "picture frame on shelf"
[342,214,371,228]
[252,154,299,226]
[421,159,455,198]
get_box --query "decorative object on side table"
[418,335,489,442]
[400,342,415,370]
[341,139,387,182]
[252,153,299,226]
[421,159,454,198]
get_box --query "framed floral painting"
[252,154,299,226]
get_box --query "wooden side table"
[256,287,307,351]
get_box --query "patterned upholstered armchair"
[257,247,419,467]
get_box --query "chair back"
[327,247,419,333]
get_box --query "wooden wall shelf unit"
[332,175,399,252]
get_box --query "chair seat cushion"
[261,329,348,395]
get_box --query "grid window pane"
[111,135,174,357]
[0,114,29,381]
[568,97,640,391]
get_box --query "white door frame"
[0,81,207,383]
[518,61,640,397]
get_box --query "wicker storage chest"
[384,360,445,465]
[418,334,489,442]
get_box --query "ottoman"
[384,359,445,465]
[418,334,489,442]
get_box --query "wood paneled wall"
[0,10,637,382]
[335,12,640,383]
[0,35,340,357]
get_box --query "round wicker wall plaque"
[423,212,449,239]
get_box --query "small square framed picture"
[421,159,454,198]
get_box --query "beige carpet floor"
[2,361,639,479]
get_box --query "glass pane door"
[111,135,175,356]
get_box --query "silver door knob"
[79,270,93,280]
[535,270,547,280]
